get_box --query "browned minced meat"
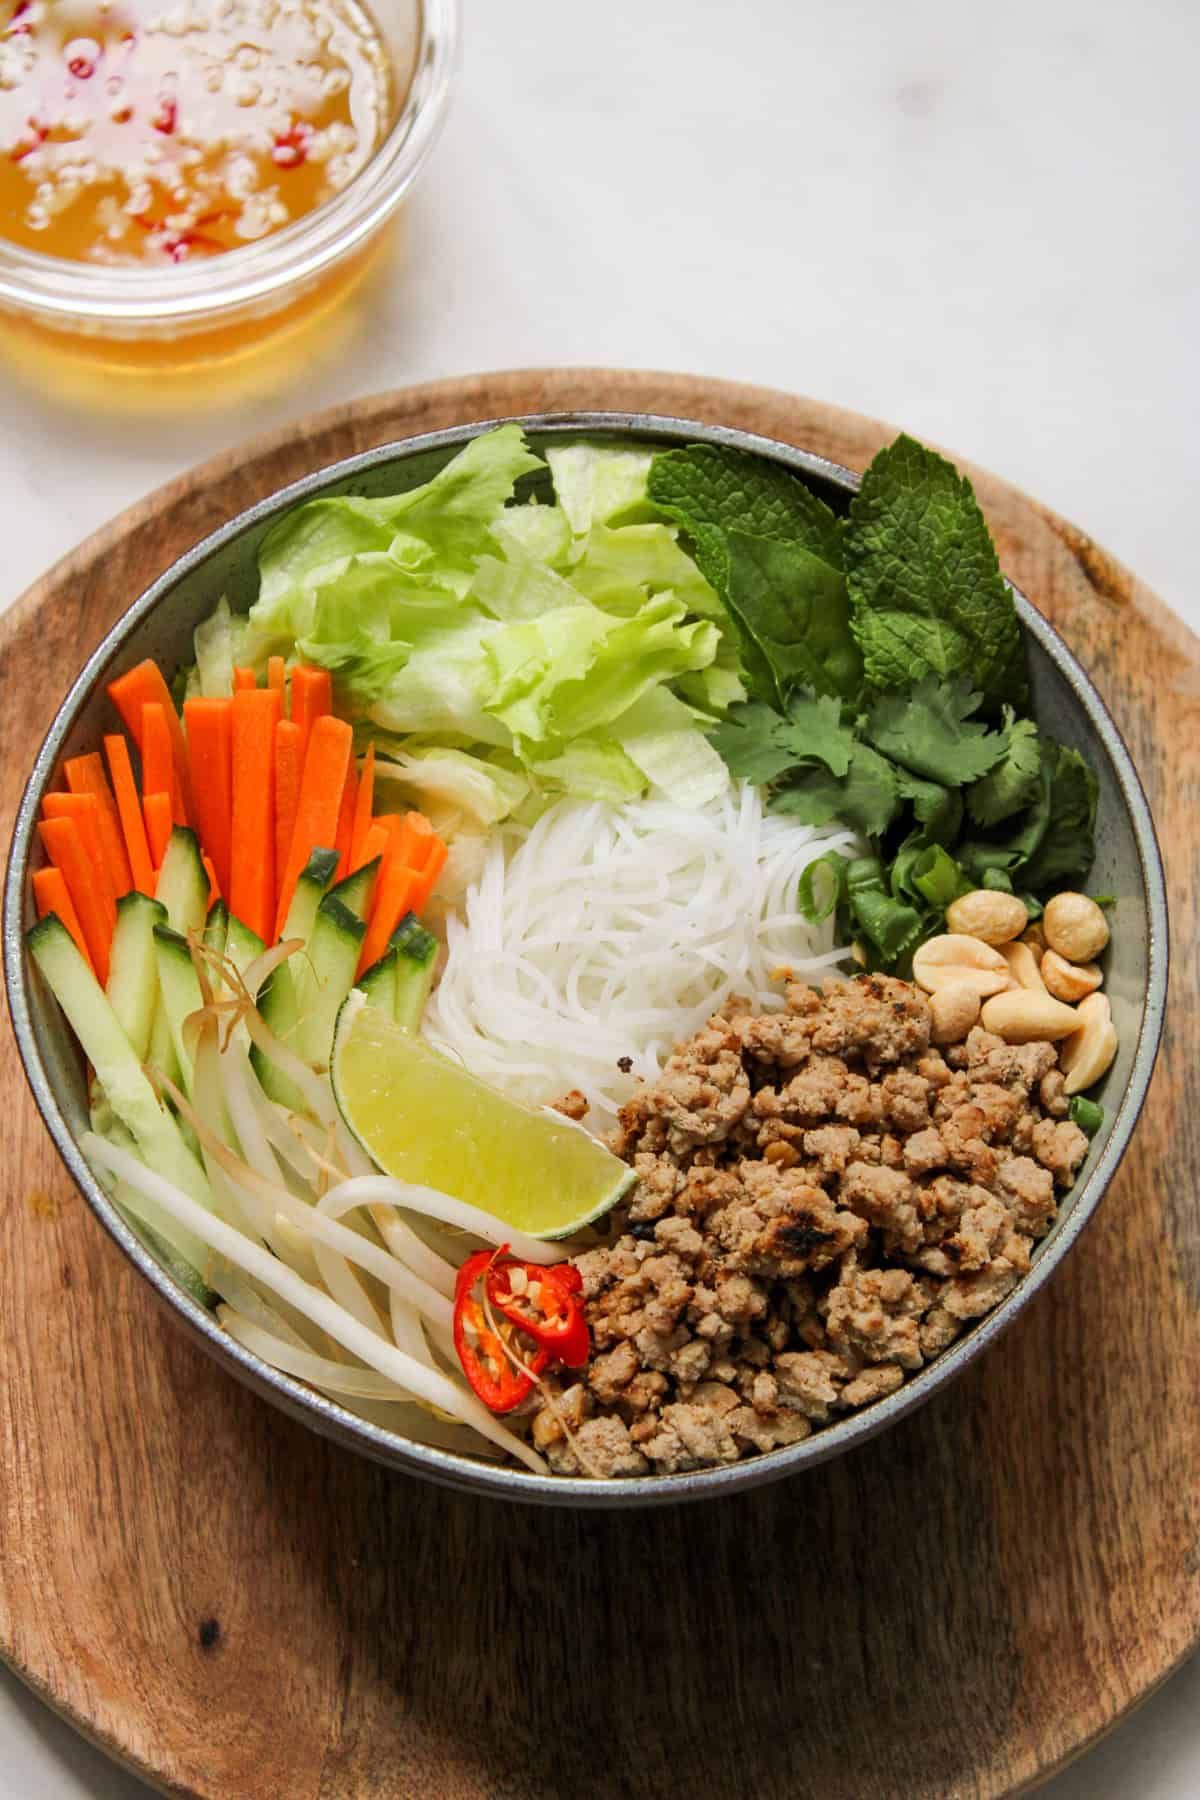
[532,980,1090,1478]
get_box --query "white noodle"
[424,778,858,1128]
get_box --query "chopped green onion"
[1069,1095,1104,1137]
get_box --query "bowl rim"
[0,0,459,329]
[2,410,1171,1507]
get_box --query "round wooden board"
[2,371,1197,1800]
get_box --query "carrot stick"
[64,753,133,899]
[407,836,448,915]
[358,864,416,976]
[104,734,156,896]
[290,665,332,766]
[183,697,233,900]
[42,793,116,923]
[274,720,302,913]
[202,854,220,907]
[140,703,181,820]
[233,667,257,693]
[143,792,173,869]
[351,820,389,875]
[267,656,286,696]
[107,660,193,823]
[38,817,112,983]
[350,744,375,866]
[231,688,281,944]
[334,761,357,882]
[33,867,93,974]
[274,713,352,939]
[388,811,437,876]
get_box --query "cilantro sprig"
[646,435,1099,973]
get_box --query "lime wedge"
[331,991,635,1239]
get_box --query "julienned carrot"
[183,697,233,900]
[357,863,416,976]
[107,660,193,823]
[334,761,357,881]
[231,688,281,945]
[64,753,133,899]
[388,811,437,875]
[267,657,285,695]
[289,665,332,765]
[351,820,389,875]
[350,744,375,866]
[274,713,352,939]
[143,792,173,869]
[33,867,93,973]
[42,793,116,922]
[104,734,156,895]
[407,836,449,914]
[274,719,302,912]
[141,703,182,823]
[233,667,257,693]
[38,817,111,983]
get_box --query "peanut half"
[929,982,982,1046]
[999,940,1047,994]
[1043,892,1110,964]
[979,989,1081,1043]
[911,934,1013,999]
[944,889,1028,945]
[1041,949,1103,1004]
[1059,992,1118,1095]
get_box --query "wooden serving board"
[2,372,1197,1800]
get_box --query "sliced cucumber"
[153,923,204,1095]
[391,920,438,1032]
[155,827,209,935]
[28,916,210,1255]
[203,899,229,961]
[357,945,398,1016]
[106,891,167,1063]
[327,856,380,923]
[297,894,365,1068]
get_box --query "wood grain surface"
[1,371,1197,1800]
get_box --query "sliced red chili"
[486,1257,590,1370]
[452,1248,547,1413]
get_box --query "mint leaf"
[863,673,1006,785]
[1021,743,1098,889]
[771,741,901,837]
[845,435,1028,710]
[720,531,862,705]
[648,443,844,567]
[710,692,856,786]
[967,715,1042,825]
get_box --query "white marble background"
[1,0,1196,1791]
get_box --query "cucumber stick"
[326,856,379,923]
[257,848,339,1102]
[298,895,365,1067]
[29,915,210,1260]
[203,900,229,961]
[357,945,398,1016]
[90,1100,216,1306]
[391,920,438,1033]
[153,924,203,1095]
[106,892,166,1062]
[155,827,209,935]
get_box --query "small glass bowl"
[0,0,457,375]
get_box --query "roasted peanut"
[979,989,1081,1043]
[1059,992,1118,1095]
[1021,923,1046,964]
[911,934,1013,999]
[1043,892,1110,963]
[999,940,1047,993]
[944,889,1028,945]
[1041,950,1103,1003]
[929,982,981,1046]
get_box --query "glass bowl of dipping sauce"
[0,0,456,374]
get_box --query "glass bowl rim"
[0,0,458,327]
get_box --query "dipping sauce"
[0,0,394,266]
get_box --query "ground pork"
[529,975,1094,1477]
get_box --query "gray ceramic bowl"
[3,413,1169,1507]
